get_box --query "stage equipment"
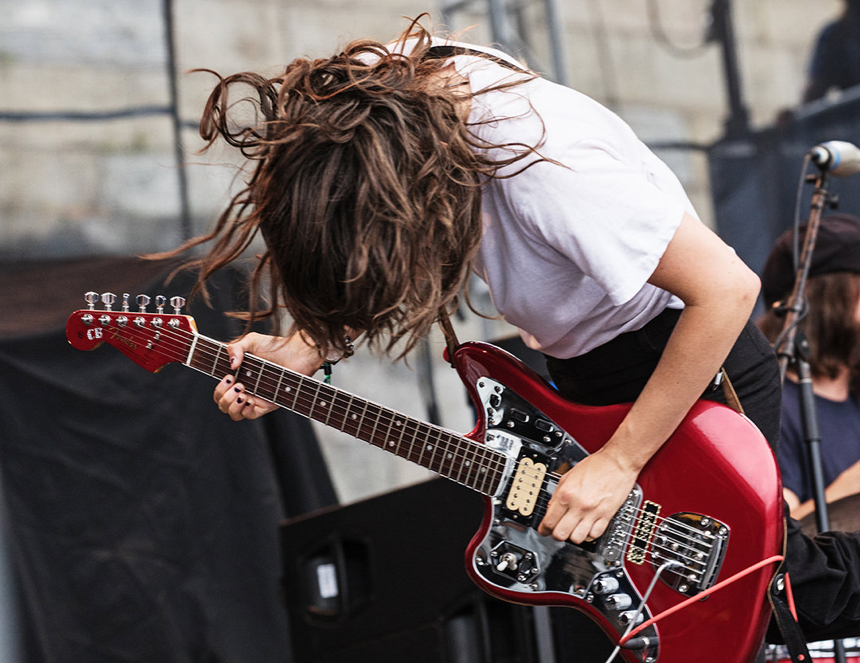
[809,141,860,178]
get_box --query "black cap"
[761,213,860,306]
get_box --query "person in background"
[803,0,860,103]
[759,213,860,520]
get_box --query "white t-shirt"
[398,39,696,358]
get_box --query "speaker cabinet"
[279,478,541,663]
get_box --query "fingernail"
[230,356,237,368]
[234,387,241,393]
[225,377,232,385]
[237,397,243,404]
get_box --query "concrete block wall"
[0,0,847,503]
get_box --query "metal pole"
[162,0,193,241]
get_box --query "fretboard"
[184,335,506,496]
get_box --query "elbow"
[726,263,761,318]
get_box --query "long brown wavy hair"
[163,16,544,359]
[759,272,860,394]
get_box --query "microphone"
[809,140,860,177]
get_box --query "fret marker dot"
[447,453,453,459]
[350,414,357,420]
[465,461,471,467]
[395,420,402,427]
[320,401,327,408]
[426,445,433,451]
[245,369,252,377]
[388,440,395,447]
[284,387,291,393]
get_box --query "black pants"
[545,308,860,643]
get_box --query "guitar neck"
[185,334,505,496]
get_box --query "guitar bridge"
[652,513,729,596]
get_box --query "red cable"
[619,554,784,644]
[785,572,798,622]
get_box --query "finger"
[225,384,255,421]
[213,374,235,406]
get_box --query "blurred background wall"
[0,0,848,502]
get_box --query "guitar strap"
[436,308,460,366]
[719,368,745,414]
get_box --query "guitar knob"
[101,292,116,311]
[604,593,633,611]
[136,294,151,313]
[155,295,166,314]
[592,575,620,595]
[170,296,186,314]
[84,291,100,310]
[618,610,644,626]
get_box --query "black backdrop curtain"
[0,256,337,663]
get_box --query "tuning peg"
[136,294,151,313]
[170,296,186,314]
[155,295,166,314]
[101,292,116,311]
[121,293,130,312]
[84,292,100,310]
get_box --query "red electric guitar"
[66,292,784,663]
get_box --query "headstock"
[66,291,198,373]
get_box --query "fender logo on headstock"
[109,327,139,351]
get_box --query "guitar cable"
[605,554,785,662]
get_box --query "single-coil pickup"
[627,500,661,565]
[505,457,547,517]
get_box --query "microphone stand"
[773,165,846,663]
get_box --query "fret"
[452,437,467,484]
[306,380,323,419]
[327,391,348,431]
[289,374,304,411]
[415,423,432,469]
[278,373,299,410]
[378,408,399,453]
[392,414,408,455]
[273,368,284,405]
[252,359,264,394]
[353,401,370,440]
[214,344,226,376]
[340,393,356,433]
[441,434,459,480]
[319,384,335,427]
[366,403,383,449]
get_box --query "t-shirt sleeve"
[504,138,686,306]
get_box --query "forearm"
[603,296,754,472]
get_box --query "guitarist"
[167,16,860,653]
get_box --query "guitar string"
[99,317,721,560]
[89,315,727,559]
[114,320,720,561]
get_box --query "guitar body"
[66,302,784,663]
[451,342,783,663]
